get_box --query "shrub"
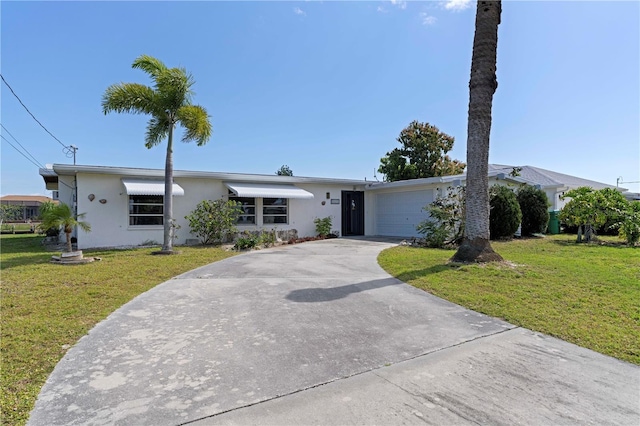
[416,186,465,248]
[185,200,241,245]
[314,216,332,237]
[258,229,277,247]
[234,231,260,250]
[517,185,550,235]
[489,185,522,240]
[619,202,640,246]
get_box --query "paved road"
[28,237,640,425]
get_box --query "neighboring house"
[487,164,626,211]
[0,195,58,221]
[39,163,629,247]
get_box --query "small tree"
[185,200,241,245]
[560,187,629,243]
[416,186,465,248]
[0,204,23,222]
[378,120,466,182]
[276,165,293,176]
[37,201,61,237]
[40,203,91,252]
[517,185,550,236]
[489,185,522,240]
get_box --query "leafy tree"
[276,165,293,176]
[560,187,631,243]
[416,186,465,248]
[185,200,241,245]
[452,0,503,262]
[378,120,465,182]
[40,203,91,252]
[619,201,640,246]
[517,185,550,236]
[0,204,23,222]
[102,55,212,253]
[489,185,522,240]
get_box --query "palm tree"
[451,0,503,263]
[102,55,212,253]
[40,203,91,253]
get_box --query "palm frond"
[40,203,91,232]
[176,105,212,146]
[145,116,171,148]
[132,55,167,81]
[102,83,157,115]
[155,68,194,112]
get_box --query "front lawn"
[0,234,236,426]
[378,235,640,365]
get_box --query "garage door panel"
[376,190,434,237]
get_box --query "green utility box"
[548,211,560,235]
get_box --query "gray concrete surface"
[28,237,640,426]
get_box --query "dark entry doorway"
[341,191,364,236]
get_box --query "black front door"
[341,191,364,236]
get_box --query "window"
[229,195,256,224]
[129,195,163,226]
[263,198,288,224]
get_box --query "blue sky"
[2,0,639,196]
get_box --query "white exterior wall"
[231,184,352,238]
[70,173,364,248]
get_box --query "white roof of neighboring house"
[488,164,625,191]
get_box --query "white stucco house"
[39,163,627,249]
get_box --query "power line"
[1,134,43,169]
[1,74,69,149]
[1,134,75,192]
[0,124,46,169]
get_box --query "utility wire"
[1,124,46,169]
[1,134,75,191]
[1,134,43,169]
[1,74,69,149]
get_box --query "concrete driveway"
[28,237,639,425]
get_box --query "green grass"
[1,234,236,426]
[379,235,640,365]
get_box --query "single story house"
[0,195,58,222]
[38,163,628,248]
[487,164,626,211]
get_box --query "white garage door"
[376,190,434,237]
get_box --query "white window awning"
[122,179,185,196]
[225,182,314,199]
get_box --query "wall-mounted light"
[99,199,107,204]
[88,194,95,201]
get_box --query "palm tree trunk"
[162,125,174,252]
[451,0,503,263]
[66,229,73,252]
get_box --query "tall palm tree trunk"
[451,0,503,263]
[162,125,174,252]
